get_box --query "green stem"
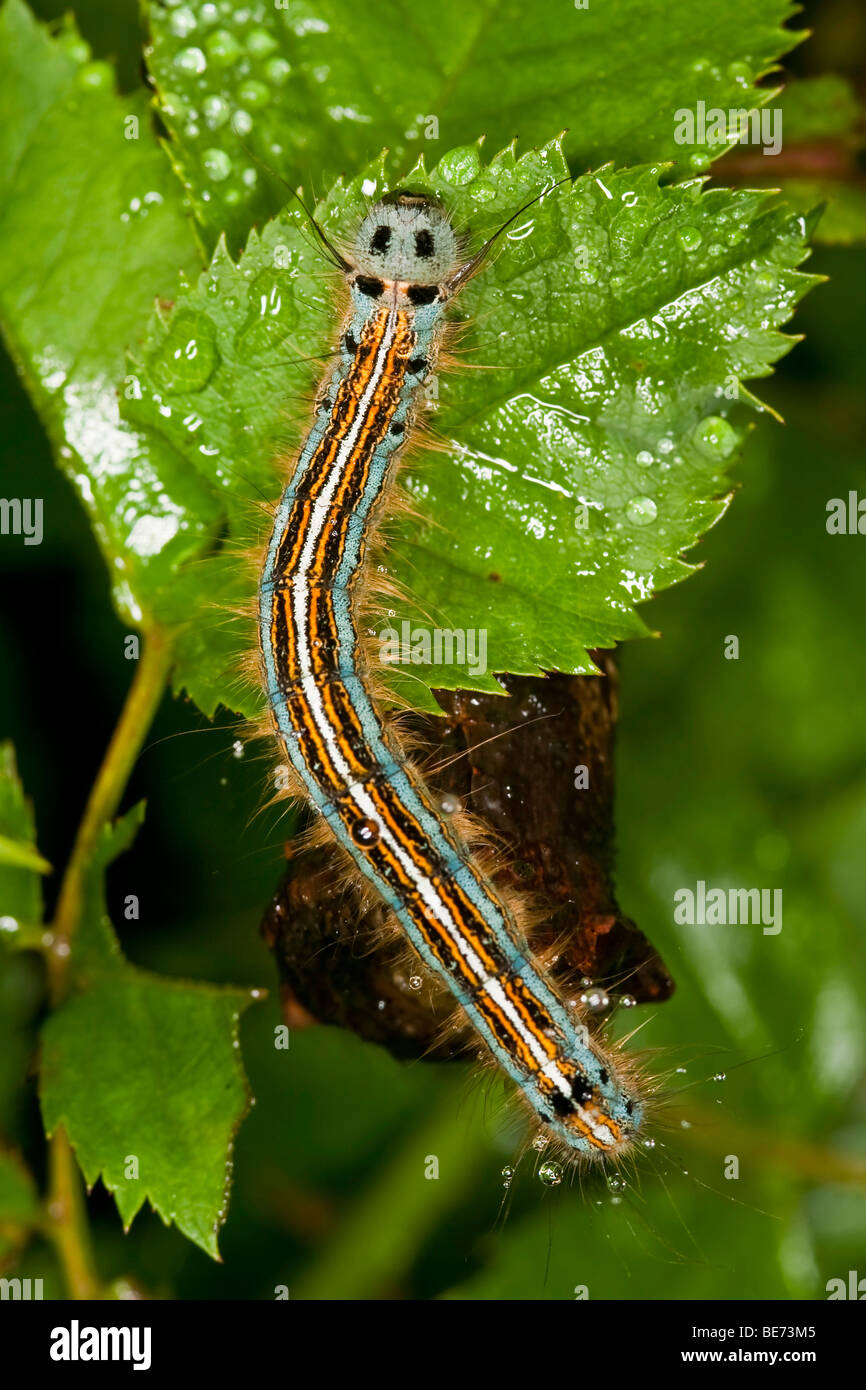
[43,626,174,1298]
[45,1127,103,1299]
[48,626,173,1005]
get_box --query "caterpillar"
[257,184,646,1159]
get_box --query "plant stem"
[42,627,173,1299]
[45,1127,103,1299]
[48,625,173,1005]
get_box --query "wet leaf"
[145,0,804,250]
[0,0,213,628]
[124,141,818,710]
[39,805,255,1259]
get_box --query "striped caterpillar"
[257,185,647,1159]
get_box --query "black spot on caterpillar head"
[598,1067,609,1086]
[353,195,459,285]
[343,329,357,354]
[390,420,405,436]
[408,356,427,375]
[370,225,392,255]
[415,228,435,259]
[551,1092,574,1118]
[407,283,440,306]
[355,274,385,298]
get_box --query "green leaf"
[0,0,214,627]
[123,141,818,711]
[768,77,866,246]
[0,742,46,944]
[39,806,256,1258]
[783,182,866,246]
[778,74,862,142]
[145,0,804,250]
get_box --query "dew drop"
[160,90,187,120]
[202,147,232,182]
[676,225,702,253]
[151,310,219,392]
[246,27,279,58]
[169,6,197,38]
[231,739,245,759]
[231,109,254,137]
[642,1137,656,1150]
[439,792,461,815]
[636,449,653,466]
[625,495,657,526]
[501,1165,515,1187]
[607,1173,627,1194]
[408,975,423,991]
[726,60,752,88]
[202,94,231,129]
[620,993,636,1009]
[689,152,710,171]
[531,1134,547,1152]
[352,817,380,847]
[265,57,292,86]
[238,79,272,109]
[713,1071,727,1082]
[437,145,482,186]
[174,45,207,74]
[580,987,610,1013]
[205,30,242,66]
[693,414,737,459]
[538,1161,563,1187]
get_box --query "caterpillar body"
[258,188,644,1158]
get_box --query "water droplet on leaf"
[625,495,657,526]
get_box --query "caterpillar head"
[353,192,459,286]
[537,1050,645,1158]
